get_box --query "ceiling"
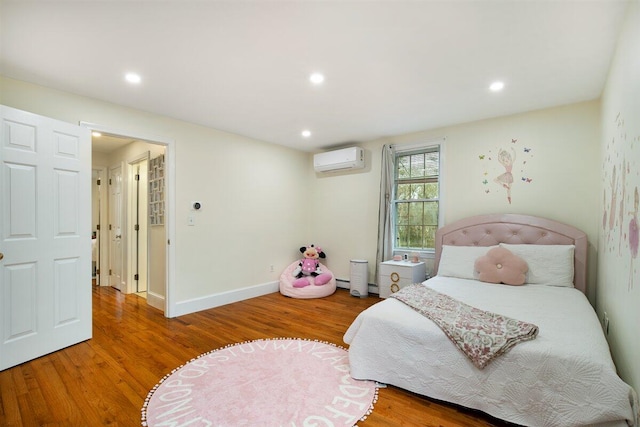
[91,133,138,154]
[0,1,630,152]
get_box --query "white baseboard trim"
[146,291,165,312]
[173,281,280,317]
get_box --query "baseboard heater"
[335,278,378,295]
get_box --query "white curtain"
[375,144,395,284]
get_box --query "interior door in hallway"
[0,105,92,371]
[108,164,124,291]
[132,159,148,293]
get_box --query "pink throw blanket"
[390,284,538,369]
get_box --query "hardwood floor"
[0,286,513,427]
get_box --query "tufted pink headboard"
[434,214,588,294]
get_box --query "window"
[393,146,440,252]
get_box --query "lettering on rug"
[142,339,377,427]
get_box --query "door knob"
[0,252,4,261]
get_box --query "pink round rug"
[141,338,378,426]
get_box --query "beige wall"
[598,0,640,396]
[0,78,603,302]
[1,76,310,311]
[310,157,380,283]
[314,101,601,299]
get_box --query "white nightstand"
[378,260,426,298]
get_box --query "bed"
[344,214,638,427]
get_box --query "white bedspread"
[344,277,638,427]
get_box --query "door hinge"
[109,224,112,230]
[135,174,140,181]
[167,239,171,245]
[97,224,101,230]
[109,269,112,275]
[134,224,139,231]
[96,268,100,275]
[109,178,112,185]
[97,178,101,186]
[134,274,139,281]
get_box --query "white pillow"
[499,244,575,287]
[438,245,497,280]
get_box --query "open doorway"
[90,130,171,314]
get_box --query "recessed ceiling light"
[301,130,312,138]
[489,81,505,92]
[309,73,325,85]
[91,131,102,137]
[125,72,142,84]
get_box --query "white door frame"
[81,122,176,317]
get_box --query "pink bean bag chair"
[279,261,336,299]
[279,245,336,299]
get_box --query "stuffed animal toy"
[292,244,332,288]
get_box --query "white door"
[109,164,124,290]
[133,160,149,293]
[0,105,91,371]
[91,169,101,284]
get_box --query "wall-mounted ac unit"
[313,147,365,173]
